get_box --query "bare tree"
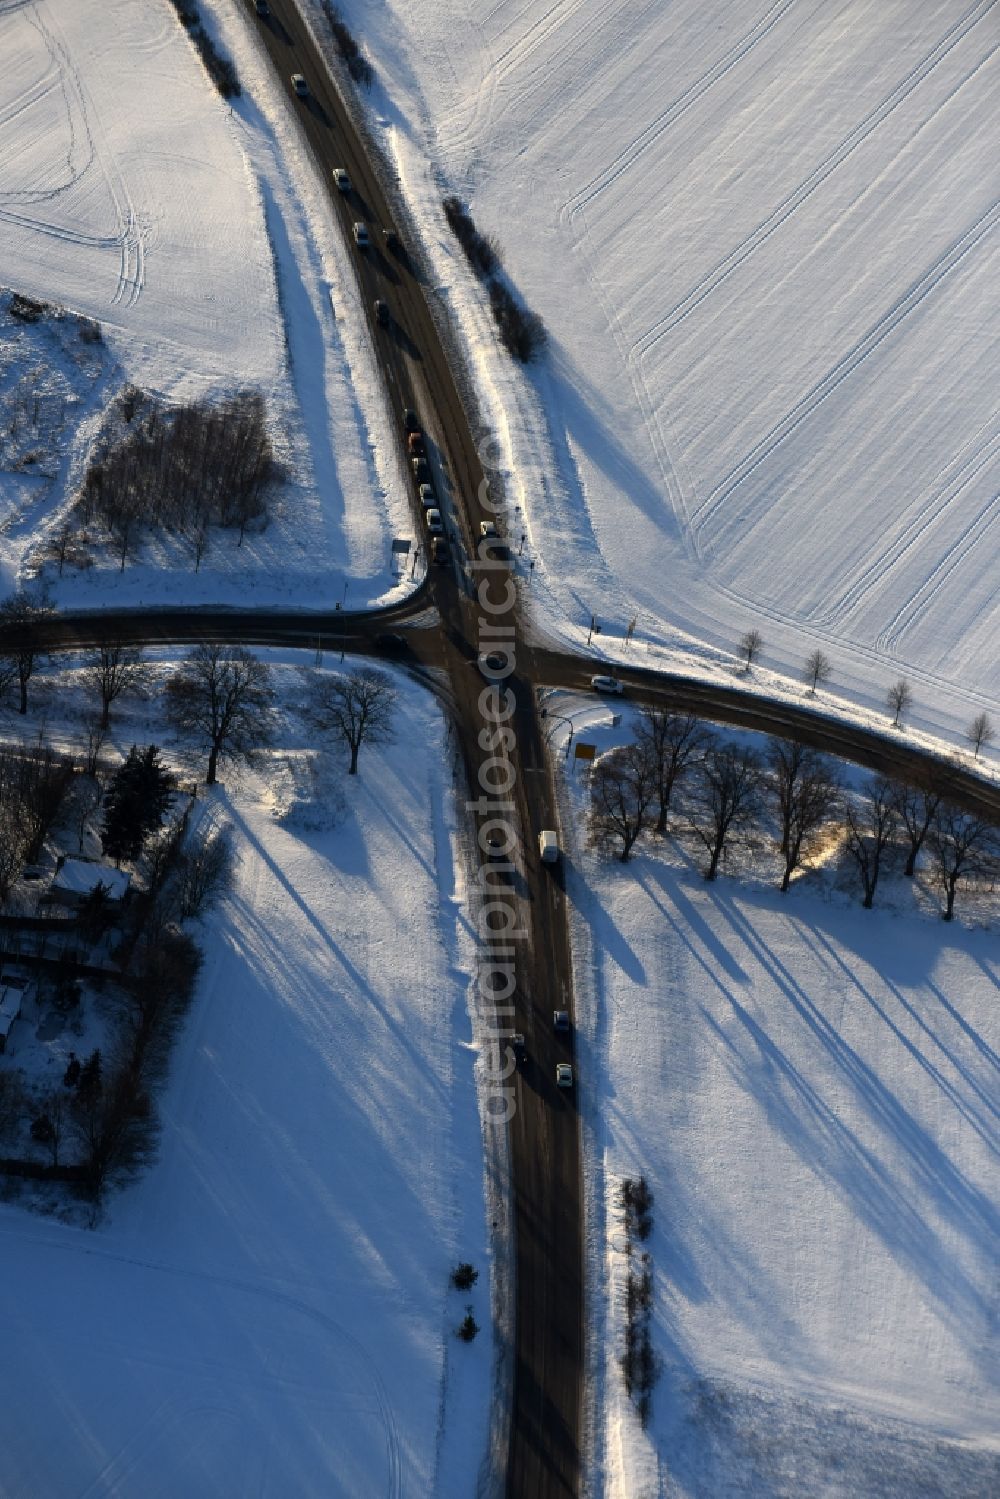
[589,742,657,861]
[166,645,276,784]
[83,637,149,730]
[81,715,108,777]
[738,629,763,673]
[306,666,398,775]
[887,679,912,729]
[44,520,74,577]
[927,804,997,921]
[966,712,995,760]
[843,777,897,908]
[74,776,104,853]
[634,708,707,834]
[803,649,832,695]
[693,740,764,880]
[767,738,841,891]
[889,770,950,877]
[191,520,210,573]
[33,1089,66,1168]
[0,590,52,714]
[178,824,234,917]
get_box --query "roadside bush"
[321,2,374,87]
[441,199,547,363]
[166,0,241,98]
[451,1262,479,1291]
[457,1308,479,1342]
[8,294,48,323]
[489,281,547,362]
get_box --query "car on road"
[556,1063,573,1089]
[485,831,509,858]
[407,431,425,456]
[418,483,436,508]
[591,675,624,695]
[255,0,270,15]
[291,74,308,96]
[553,1010,570,1033]
[333,168,351,193]
[430,536,450,565]
[352,222,369,248]
[374,632,407,654]
[479,520,498,539]
[374,299,389,326]
[402,408,420,432]
[412,456,431,483]
[478,651,506,679]
[512,1032,526,1063]
[425,508,444,534]
[383,229,403,256]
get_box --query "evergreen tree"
[102,745,174,864]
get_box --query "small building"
[50,859,130,908]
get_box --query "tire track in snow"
[634,0,997,354]
[876,482,1000,655]
[0,1223,403,1499]
[691,203,999,543]
[562,0,800,221]
[817,423,1000,632]
[0,0,147,308]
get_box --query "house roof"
[51,860,130,902]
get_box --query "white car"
[333,168,351,193]
[479,520,498,538]
[425,508,444,534]
[556,1063,573,1089]
[291,74,308,96]
[591,675,624,695]
[353,222,369,248]
[418,484,436,508]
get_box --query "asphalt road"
[214,6,587,1494]
[5,7,997,1496]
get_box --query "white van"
[538,830,559,864]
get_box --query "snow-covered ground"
[0,658,493,1497]
[546,699,1000,1497]
[0,0,416,608]
[343,0,998,749]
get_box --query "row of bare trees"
[738,631,996,755]
[588,707,999,920]
[75,390,276,569]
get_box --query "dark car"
[383,228,402,256]
[412,456,431,483]
[403,408,420,432]
[553,1010,570,1033]
[374,299,389,326]
[374,632,407,654]
[430,536,449,565]
[255,0,270,14]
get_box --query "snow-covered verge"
[0,658,493,1496]
[547,699,999,1497]
[333,0,998,752]
[0,0,417,608]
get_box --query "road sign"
[574,742,597,761]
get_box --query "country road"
[1,2,997,1495]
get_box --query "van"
[538,830,559,864]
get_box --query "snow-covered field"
[0,0,415,608]
[347,0,998,747]
[547,700,1000,1496]
[0,660,492,1497]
